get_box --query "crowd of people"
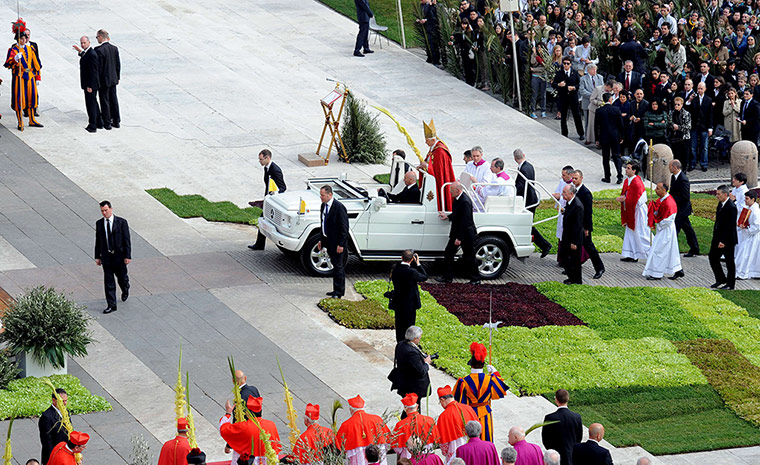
[413,0,760,175]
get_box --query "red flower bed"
[420,282,586,328]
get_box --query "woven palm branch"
[227,357,246,423]
[276,356,300,453]
[524,420,558,436]
[330,400,343,434]
[175,346,187,422]
[244,409,279,465]
[2,418,13,465]
[372,106,424,163]
[185,372,198,448]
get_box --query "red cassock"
[435,402,478,444]
[47,442,77,465]
[220,416,282,457]
[621,176,645,229]
[648,195,677,228]
[393,411,439,448]
[293,424,336,463]
[425,141,456,211]
[336,410,391,450]
[158,436,192,465]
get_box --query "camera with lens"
[429,352,439,360]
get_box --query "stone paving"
[0,0,759,464]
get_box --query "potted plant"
[0,286,93,377]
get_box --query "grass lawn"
[146,188,262,225]
[317,0,422,47]
[717,290,760,319]
[0,374,111,419]
[374,173,391,184]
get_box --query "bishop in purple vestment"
[508,426,545,465]
[456,422,501,465]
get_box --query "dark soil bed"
[420,282,586,328]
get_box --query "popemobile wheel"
[473,235,511,279]
[300,232,348,277]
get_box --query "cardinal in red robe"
[219,397,281,464]
[158,418,192,465]
[293,403,336,465]
[435,386,478,464]
[420,119,456,211]
[336,395,391,465]
[392,394,438,459]
[48,431,89,465]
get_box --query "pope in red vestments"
[337,395,391,465]
[392,394,438,459]
[435,386,478,465]
[421,119,456,212]
[219,397,281,464]
[158,418,192,465]
[293,403,336,464]
[48,431,89,465]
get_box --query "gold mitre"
[423,119,436,139]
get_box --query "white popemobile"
[257,157,557,279]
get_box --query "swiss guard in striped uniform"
[453,342,509,442]
[4,18,43,131]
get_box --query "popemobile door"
[365,201,423,252]
[420,177,451,254]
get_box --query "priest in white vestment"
[617,162,650,261]
[735,190,760,279]
[643,182,683,279]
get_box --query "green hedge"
[676,339,760,427]
[147,188,261,225]
[535,282,717,341]
[354,281,705,395]
[0,374,111,419]
[558,384,760,455]
[318,297,395,329]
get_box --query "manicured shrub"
[420,282,585,327]
[0,374,111,419]
[147,188,261,225]
[340,93,387,164]
[318,297,394,329]
[535,282,717,341]
[0,350,19,390]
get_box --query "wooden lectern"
[299,83,350,166]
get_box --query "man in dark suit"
[95,200,131,313]
[629,89,649,145]
[392,326,431,413]
[560,184,584,284]
[74,36,100,133]
[595,93,625,184]
[542,389,583,465]
[739,88,760,145]
[696,61,715,93]
[688,82,713,172]
[709,185,738,290]
[552,57,585,139]
[436,182,479,284]
[353,0,374,57]
[390,250,428,342]
[668,160,700,256]
[39,389,70,465]
[572,423,613,465]
[249,149,287,250]
[383,171,421,204]
[514,149,552,257]
[95,29,120,129]
[319,185,349,298]
[572,170,605,279]
[235,370,260,405]
[617,60,642,93]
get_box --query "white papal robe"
[735,203,760,279]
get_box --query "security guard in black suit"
[74,36,100,132]
[250,149,287,250]
[436,182,479,284]
[95,29,121,129]
[390,250,428,342]
[319,185,349,298]
[94,200,131,313]
[38,389,70,465]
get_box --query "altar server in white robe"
[617,161,650,261]
[643,182,684,280]
[731,172,750,246]
[735,190,760,279]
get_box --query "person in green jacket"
[642,99,668,144]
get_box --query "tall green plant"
[340,93,387,164]
[0,287,93,369]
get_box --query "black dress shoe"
[669,270,685,280]
[112,122,120,128]
[435,277,453,283]
[616,177,624,184]
[330,294,342,299]
[687,166,695,172]
[593,269,605,279]
[122,291,129,302]
[85,127,96,133]
[561,270,567,275]
[29,122,43,127]
[248,244,265,250]
[646,276,661,280]
[104,125,112,130]
[601,178,611,183]
[720,284,735,290]
[540,246,552,258]
[326,291,335,296]
[684,251,698,257]
[702,166,708,172]
[353,51,365,57]
[620,257,638,262]
[468,279,481,284]
[363,49,374,53]
[103,306,117,314]
[17,126,23,131]
[578,135,585,140]
[710,282,724,288]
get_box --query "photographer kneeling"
[390,326,434,418]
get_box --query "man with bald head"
[507,426,543,465]
[636,458,651,465]
[73,36,101,132]
[572,423,613,465]
[386,171,421,204]
[437,182,479,284]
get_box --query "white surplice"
[643,212,681,278]
[733,184,749,246]
[621,182,650,259]
[735,202,760,279]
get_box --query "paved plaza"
[0,1,759,465]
